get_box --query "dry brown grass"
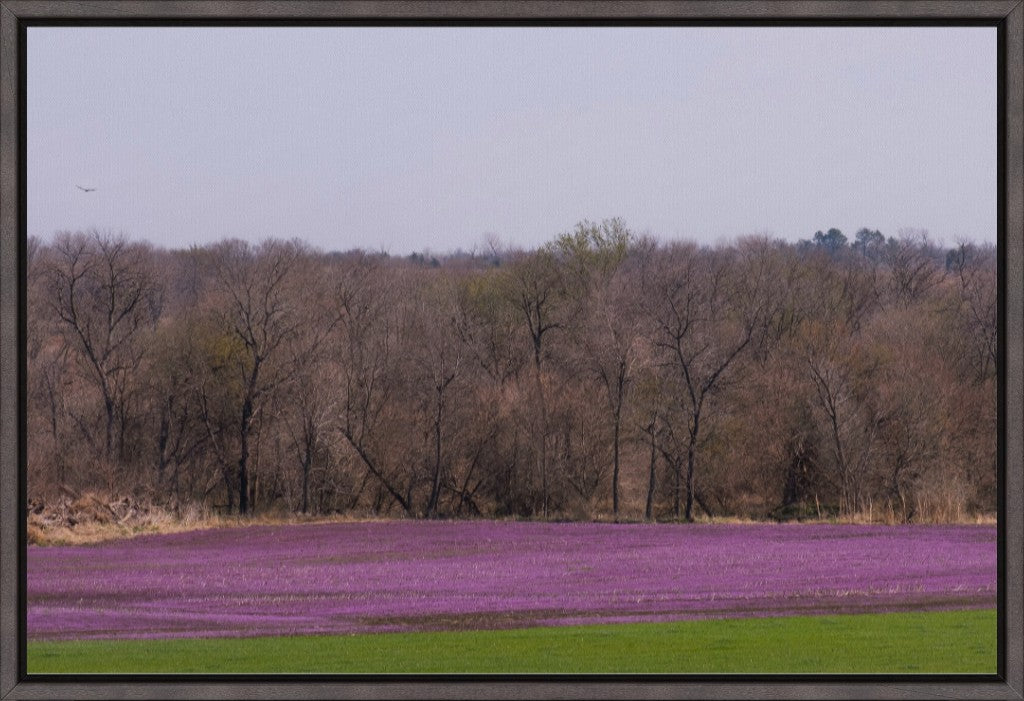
[763,506,998,526]
[27,512,397,546]
[26,492,402,546]
[26,492,997,546]
[28,494,206,546]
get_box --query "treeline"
[26,221,997,522]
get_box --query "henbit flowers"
[27,521,995,640]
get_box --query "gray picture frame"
[1,1,1021,699]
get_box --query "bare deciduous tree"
[645,243,777,521]
[26,225,996,524]
[505,249,566,518]
[43,231,162,467]
[205,239,309,514]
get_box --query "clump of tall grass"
[26,492,402,545]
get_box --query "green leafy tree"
[813,228,848,253]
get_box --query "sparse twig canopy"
[27,225,996,524]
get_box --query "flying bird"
[76,185,96,193]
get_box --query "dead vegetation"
[27,229,997,525]
[26,488,997,547]
[27,489,209,546]
[26,488,406,546]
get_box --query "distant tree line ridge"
[26,221,996,522]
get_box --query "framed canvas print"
[1,1,1021,699]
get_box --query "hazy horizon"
[29,26,997,254]
[29,226,997,258]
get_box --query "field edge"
[27,608,997,675]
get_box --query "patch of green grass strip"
[28,609,996,675]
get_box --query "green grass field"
[27,609,996,674]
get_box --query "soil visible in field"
[26,521,996,641]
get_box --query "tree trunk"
[238,396,252,515]
[301,452,311,515]
[156,411,169,486]
[171,461,180,502]
[103,396,115,463]
[224,468,234,513]
[533,357,549,519]
[673,457,682,520]
[685,441,696,522]
[344,433,413,515]
[694,490,714,519]
[645,427,657,521]
[685,415,700,522]
[427,394,443,518]
[612,410,621,521]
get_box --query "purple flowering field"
[27,521,995,641]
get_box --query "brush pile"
[26,490,189,545]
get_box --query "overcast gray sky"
[28,26,996,254]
